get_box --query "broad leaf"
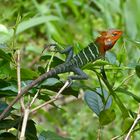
[16,16,59,34]
[105,52,116,64]
[135,65,140,78]
[39,131,72,140]
[0,49,11,61]
[83,59,110,70]
[115,88,140,102]
[122,117,134,133]
[0,90,17,98]
[0,119,19,130]
[11,68,39,80]
[25,120,38,140]
[0,60,12,79]
[40,55,64,68]
[40,78,61,87]
[39,78,79,97]
[0,102,9,113]
[99,109,116,125]
[84,88,112,116]
[0,102,13,117]
[0,132,16,140]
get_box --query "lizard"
[0,29,122,120]
[43,29,122,82]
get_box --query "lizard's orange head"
[95,29,122,55]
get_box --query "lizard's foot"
[66,77,73,88]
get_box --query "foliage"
[0,0,140,139]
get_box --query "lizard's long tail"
[0,66,64,120]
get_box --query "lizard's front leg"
[67,67,88,86]
[45,44,74,62]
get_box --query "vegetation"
[0,0,140,139]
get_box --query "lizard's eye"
[112,32,118,36]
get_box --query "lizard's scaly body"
[51,43,99,74]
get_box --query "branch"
[30,80,69,114]
[0,69,54,120]
[17,50,25,110]
[19,81,69,139]
[19,108,30,140]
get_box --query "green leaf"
[39,131,72,140]
[0,24,9,34]
[0,132,16,140]
[40,78,61,86]
[20,68,39,80]
[0,82,18,98]
[106,52,116,64]
[99,109,116,125]
[84,90,103,116]
[122,117,134,133]
[0,102,8,113]
[11,68,39,80]
[115,88,140,102]
[0,90,17,98]
[0,44,7,49]
[0,49,11,61]
[40,78,79,97]
[0,60,12,79]
[83,59,110,70]
[0,24,13,43]
[25,120,38,140]
[0,102,13,118]
[0,119,19,130]
[40,55,64,68]
[0,28,13,43]
[16,16,59,34]
[84,88,112,116]
[135,65,140,78]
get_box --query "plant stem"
[30,80,69,113]
[17,50,25,110]
[125,104,140,140]
[19,108,30,140]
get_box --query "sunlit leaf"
[16,16,59,34]
[99,109,116,125]
[115,88,140,102]
[122,117,134,133]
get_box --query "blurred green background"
[1,0,140,139]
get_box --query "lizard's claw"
[66,78,73,88]
[42,44,58,53]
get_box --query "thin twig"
[19,108,30,140]
[30,80,69,114]
[29,90,40,108]
[125,104,140,140]
[19,89,39,140]
[17,50,25,110]
[47,52,55,72]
